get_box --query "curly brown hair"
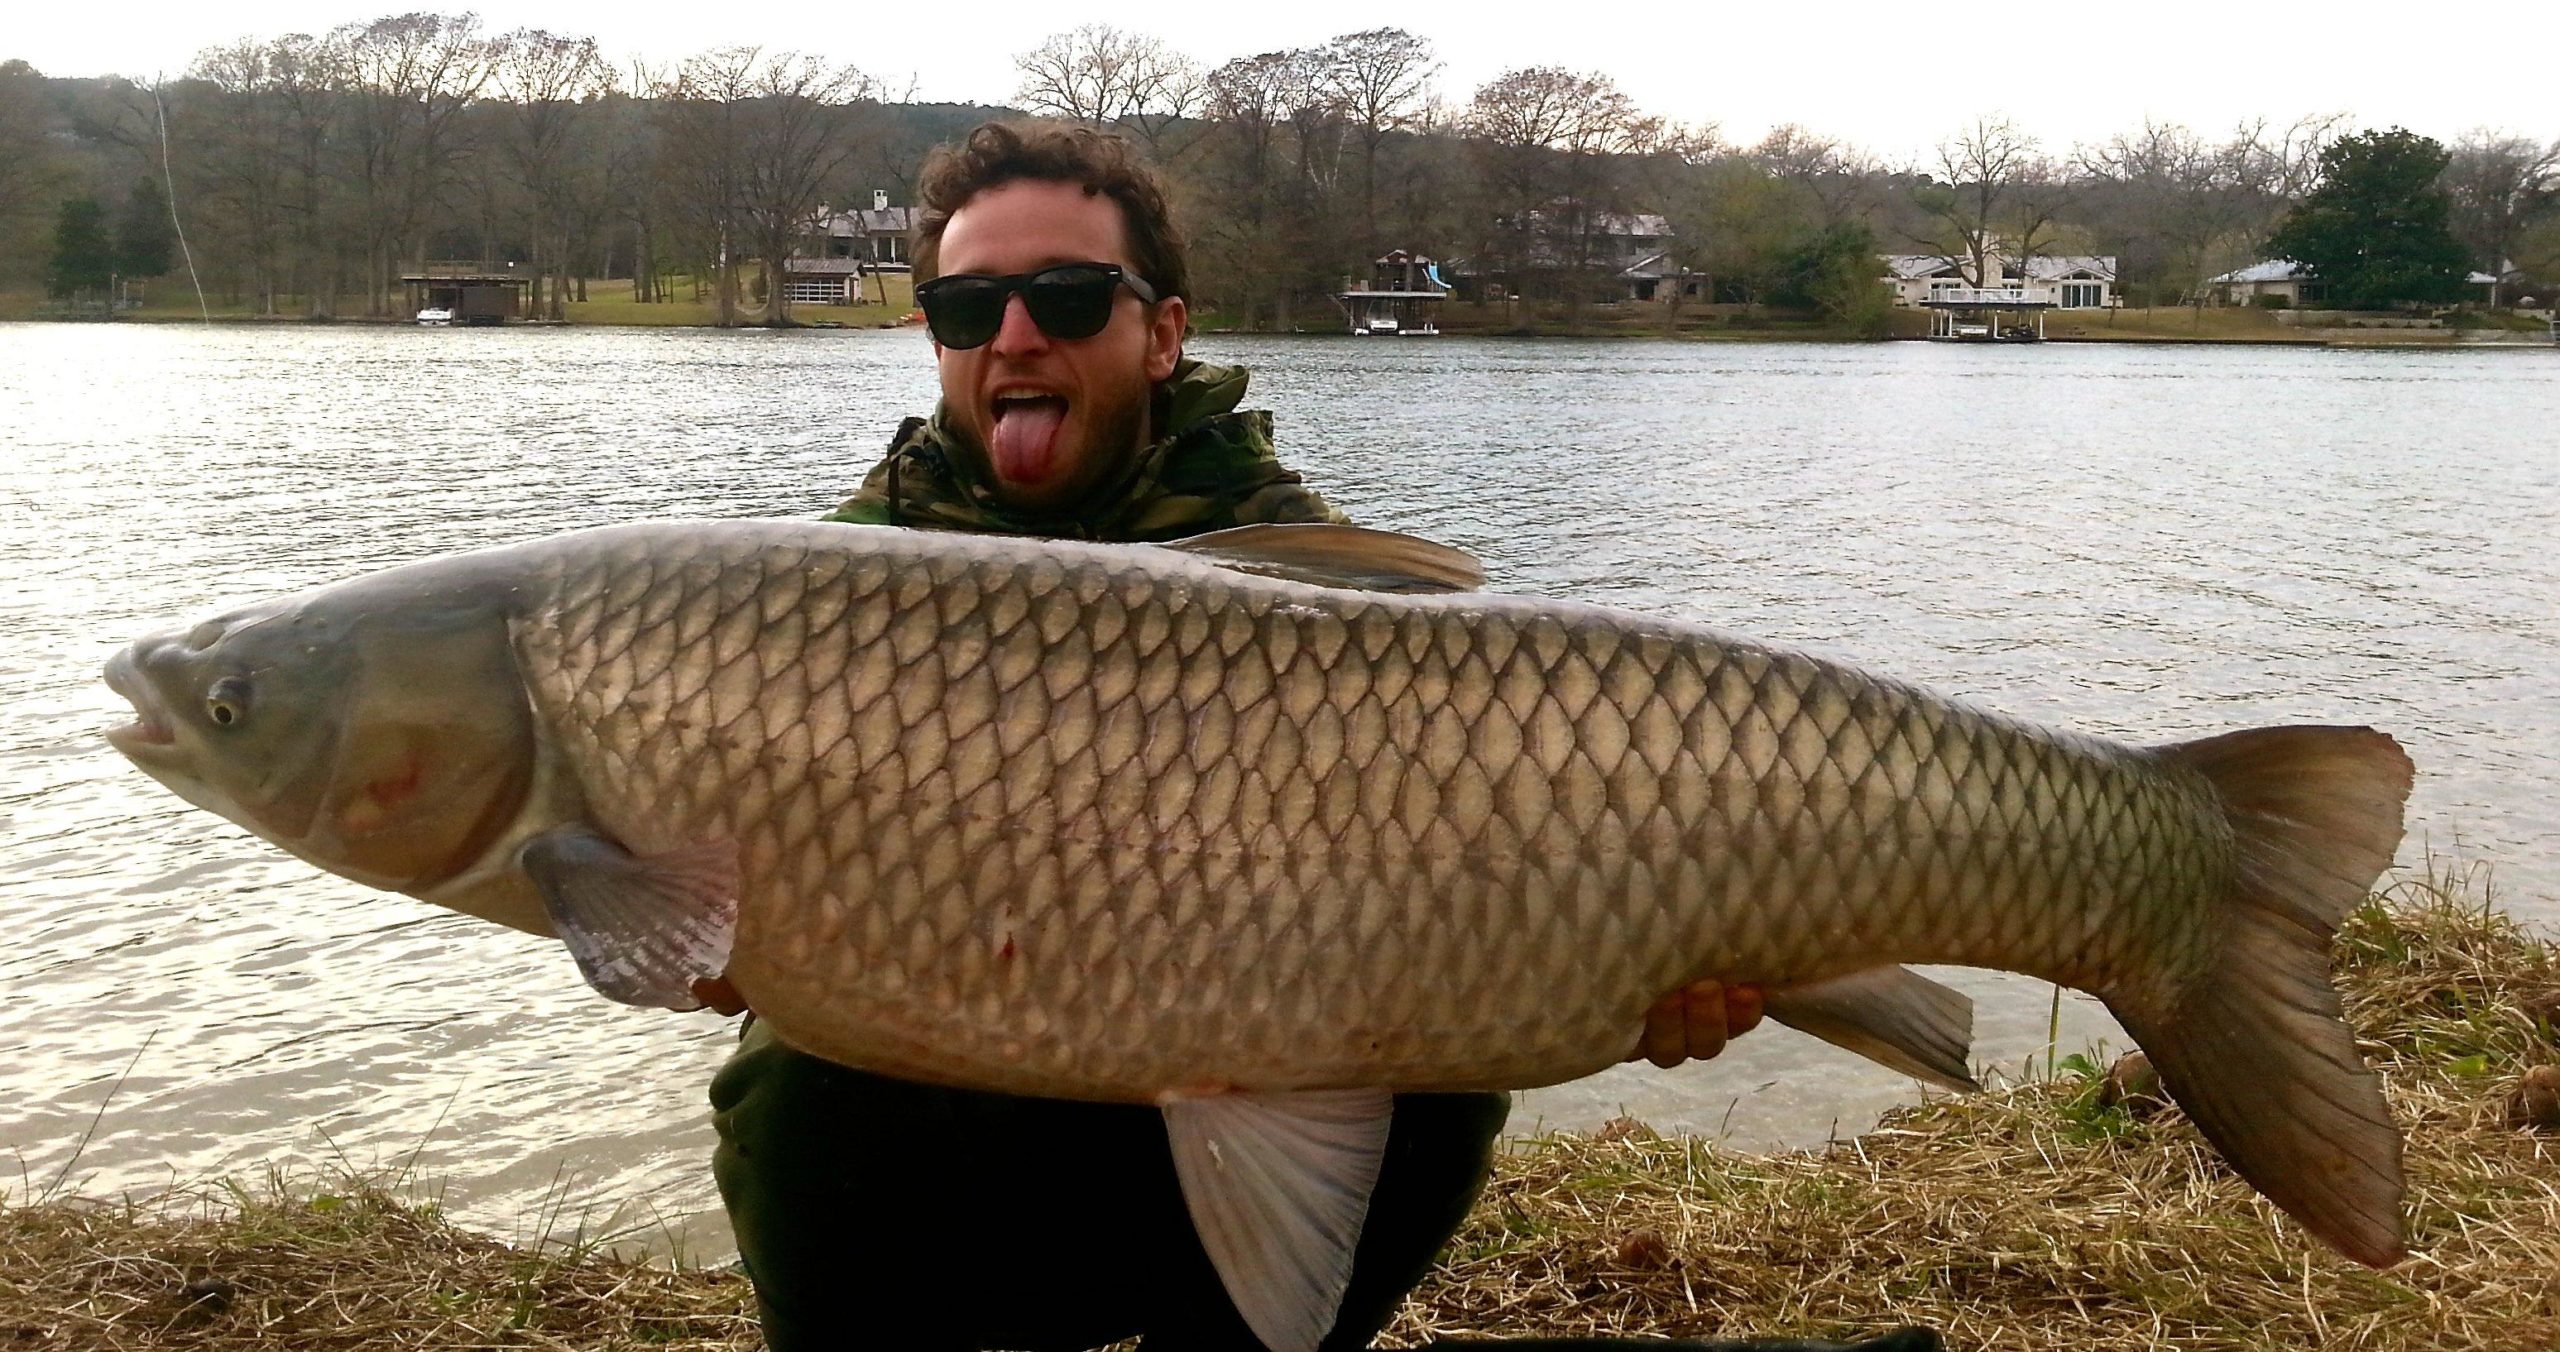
[910,121,1190,301]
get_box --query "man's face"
[931,179,1188,513]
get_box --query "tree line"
[2,18,2554,326]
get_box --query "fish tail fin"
[2109,725,2413,1267]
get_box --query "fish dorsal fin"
[1163,523,1485,594]
[1161,1088,1395,1352]
[1763,966,1981,1093]
[518,825,739,1010]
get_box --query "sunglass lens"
[922,279,1007,349]
[1024,268,1120,341]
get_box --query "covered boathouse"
[1334,250,1447,336]
[399,261,531,325]
[1921,285,2056,341]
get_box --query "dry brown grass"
[4,866,2554,1350]
[0,1179,758,1349]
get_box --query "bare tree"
[2082,120,2270,312]
[652,49,874,327]
[185,33,354,316]
[1013,25,1201,157]
[1199,51,1304,326]
[2002,156,2080,281]
[490,30,614,319]
[2441,131,2560,304]
[1755,124,1878,229]
[651,54,748,323]
[0,61,68,288]
[187,43,300,313]
[2231,112,2346,204]
[1318,28,1437,257]
[1910,116,2040,286]
[1465,67,1663,325]
[338,13,493,314]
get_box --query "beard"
[966,368,1155,515]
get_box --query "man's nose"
[987,293,1048,355]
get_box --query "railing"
[402,259,522,278]
[1923,286,2056,306]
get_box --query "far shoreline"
[4,288,2551,349]
[7,311,2552,350]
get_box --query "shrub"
[2254,294,2292,310]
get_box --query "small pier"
[1922,286,2056,341]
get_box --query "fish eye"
[206,677,251,729]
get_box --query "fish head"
[105,579,537,895]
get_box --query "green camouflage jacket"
[823,358,1347,541]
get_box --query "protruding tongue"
[991,398,1068,485]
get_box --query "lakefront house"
[781,191,918,306]
[1881,254,2118,309]
[2204,258,2522,307]
[1449,208,1705,304]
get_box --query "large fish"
[104,520,2411,1351]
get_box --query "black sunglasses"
[914,263,1160,350]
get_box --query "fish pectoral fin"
[518,825,739,1011]
[1161,1088,1394,1352]
[1764,966,1981,1093]
[1162,523,1485,594]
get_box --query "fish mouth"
[102,648,178,756]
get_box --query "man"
[706,121,1931,1352]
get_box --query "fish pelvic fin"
[1764,966,1980,1093]
[1162,1088,1393,1352]
[2115,725,2413,1267]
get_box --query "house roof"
[1882,254,2117,281]
[813,207,917,236]
[2209,259,2505,286]
[2208,259,2310,285]
[1618,251,1711,281]
[2023,256,2117,282]
[1883,254,1963,280]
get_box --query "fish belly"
[512,524,2227,1102]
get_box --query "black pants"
[710,1021,1934,1352]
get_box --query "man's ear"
[1144,296,1187,383]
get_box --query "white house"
[1882,253,2117,309]
[782,190,919,305]
[2205,258,2514,307]
[2202,260,2326,307]
[1450,208,1701,303]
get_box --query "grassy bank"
[0,274,920,329]
[2,871,2554,1349]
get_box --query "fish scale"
[509,525,2215,1101]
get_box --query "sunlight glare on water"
[3,323,2554,1253]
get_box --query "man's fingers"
[1681,981,1730,1062]
[1627,980,1769,1067]
[691,976,748,1016]
[1638,992,1686,1068]
[1726,982,1765,1038]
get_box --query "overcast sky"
[11,0,2555,162]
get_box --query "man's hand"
[1627,980,1764,1068]
[691,976,749,1017]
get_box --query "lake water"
[4,324,2555,1255]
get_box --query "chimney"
[872,189,888,213]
